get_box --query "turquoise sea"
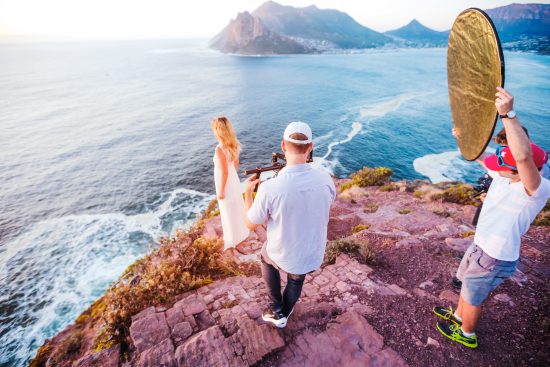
[0,39,548,366]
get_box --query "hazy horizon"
[1,0,548,42]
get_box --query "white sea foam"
[0,187,213,365]
[322,122,362,161]
[359,92,433,119]
[413,149,492,183]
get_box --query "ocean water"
[0,39,548,366]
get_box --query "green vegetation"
[324,239,377,265]
[351,224,370,233]
[339,167,393,193]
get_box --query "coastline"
[30,168,550,367]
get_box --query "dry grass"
[461,231,475,238]
[398,208,411,215]
[339,167,393,193]
[49,331,84,365]
[430,183,477,206]
[324,239,377,266]
[412,190,424,199]
[379,184,398,192]
[363,202,379,213]
[352,224,370,233]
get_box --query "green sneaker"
[436,322,478,348]
[432,305,462,325]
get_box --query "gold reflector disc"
[447,8,504,161]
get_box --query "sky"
[0,0,548,40]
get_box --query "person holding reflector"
[433,87,549,348]
[433,8,550,348]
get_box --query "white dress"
[213,145,250,249]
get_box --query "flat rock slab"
[278,311,408,367]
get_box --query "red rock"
[312,274,329,286]
[130,312,171,353]
[439,289,459,305]
[327,214,362,240]
[388,284,407,296]
[336,281,350,292]
[74,345,120,367]
[182,295,207,316]
[445,237,472,254]
[235,317,285,365]
[275,311,408,366]
[137,338,175,367]
[241,301,262,319]
[202,216,222,239]
[131,306,156,323]
[195,309,216,330]
[166,306,185,330]
[172,322,193,344]
[175,326,245,367]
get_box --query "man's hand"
[495,87,541,195]
[245,175,259,196]
[495,87,514,116]
[244,175,260,231]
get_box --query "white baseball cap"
[283,121,312,144]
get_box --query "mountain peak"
[385,19,448,46]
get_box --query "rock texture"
[209,11,307,55]
[122,255,407,367]
[44,178,550,367]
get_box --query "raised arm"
[495,87,541,195]
[215,146,228,200]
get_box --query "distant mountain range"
[210,1,549,55]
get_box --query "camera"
[473,174,493,196]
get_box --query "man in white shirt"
[244,122,336,328]
[433,87,550,348]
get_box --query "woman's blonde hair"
[211,116,241,161]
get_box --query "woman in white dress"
[211,116,250,251]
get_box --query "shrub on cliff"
[339,167,393,193]
[430,183,477,206]
[324,238,377,265]
[97,234,242,350]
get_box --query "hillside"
[385,19,449,47]
[210,1,550,55]
[485,3,550,54]
[209,11,308,55]
[31,169,550,367]
[252,1,390,49]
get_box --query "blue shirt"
[247,164,336,274]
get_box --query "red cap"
[484,143,548,171]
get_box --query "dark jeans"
[261,256,306,315]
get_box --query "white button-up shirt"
[247,164,336,274]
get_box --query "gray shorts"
[456,243,518,306]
